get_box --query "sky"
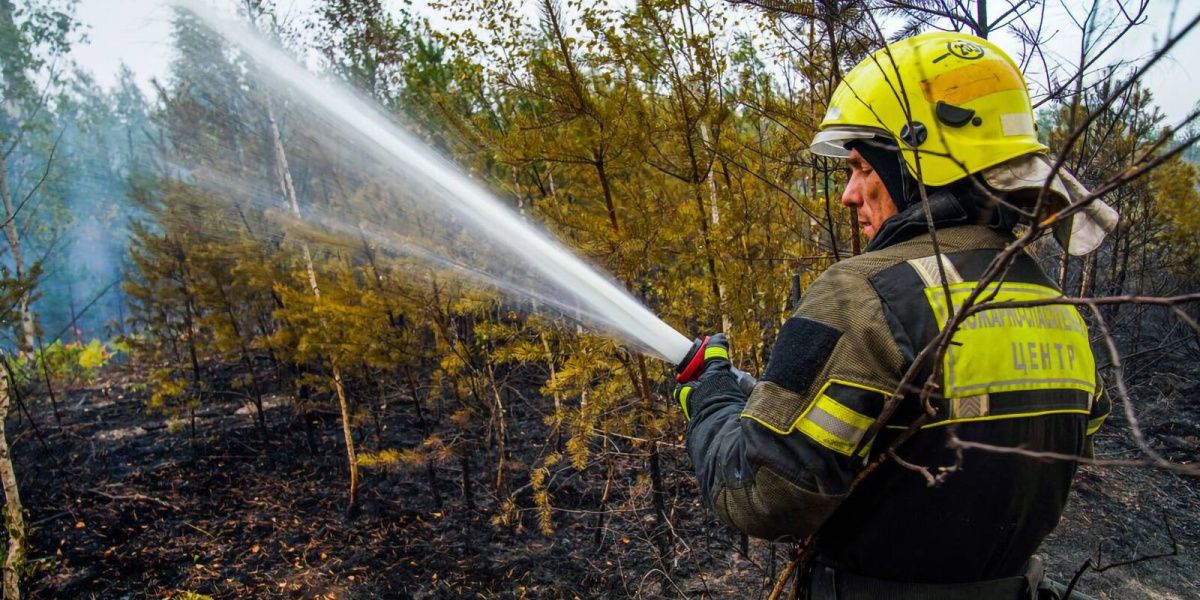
[71,0,1200,124]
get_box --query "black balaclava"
[845,138,920,212]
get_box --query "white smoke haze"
[165,0,695,364]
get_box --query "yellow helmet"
[811,32,1047,187]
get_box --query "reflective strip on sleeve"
[678,386,692,421]
[796,393,875,456]
[704,345,729,361]
[741,379,889,443]
[741,381,812,435]
[1087,413,1107,436]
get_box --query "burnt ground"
[1040,376,1200,599]
[12,364,1200,599]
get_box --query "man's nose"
[840,181,861,208]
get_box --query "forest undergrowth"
[16,361,1199,599]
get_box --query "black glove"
[673,333,733,420]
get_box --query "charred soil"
[15,365,1200,599]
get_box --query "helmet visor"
[810,126,891,158]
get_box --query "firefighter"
[673,32,1115,599]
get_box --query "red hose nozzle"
[675,336,709,384]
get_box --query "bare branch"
[0,126,65,231]
[946,437,1200,476]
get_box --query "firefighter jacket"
[684,189,1111,583]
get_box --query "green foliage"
[8,338,118,388]
[531,452,560,534]
[171,592,215,600]
[1151,157,1200,266]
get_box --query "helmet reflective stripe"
[811,32,1047,187]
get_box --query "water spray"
[174,1,702,368]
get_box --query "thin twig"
[85,488,181,512]
[947,437,1200,476]
[1064,514,1180,597]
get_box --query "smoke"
[20,72,149,345]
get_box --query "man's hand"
[673,333,733,420]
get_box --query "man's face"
[840,148,899,241]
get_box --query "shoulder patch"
[762,317,842,395]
